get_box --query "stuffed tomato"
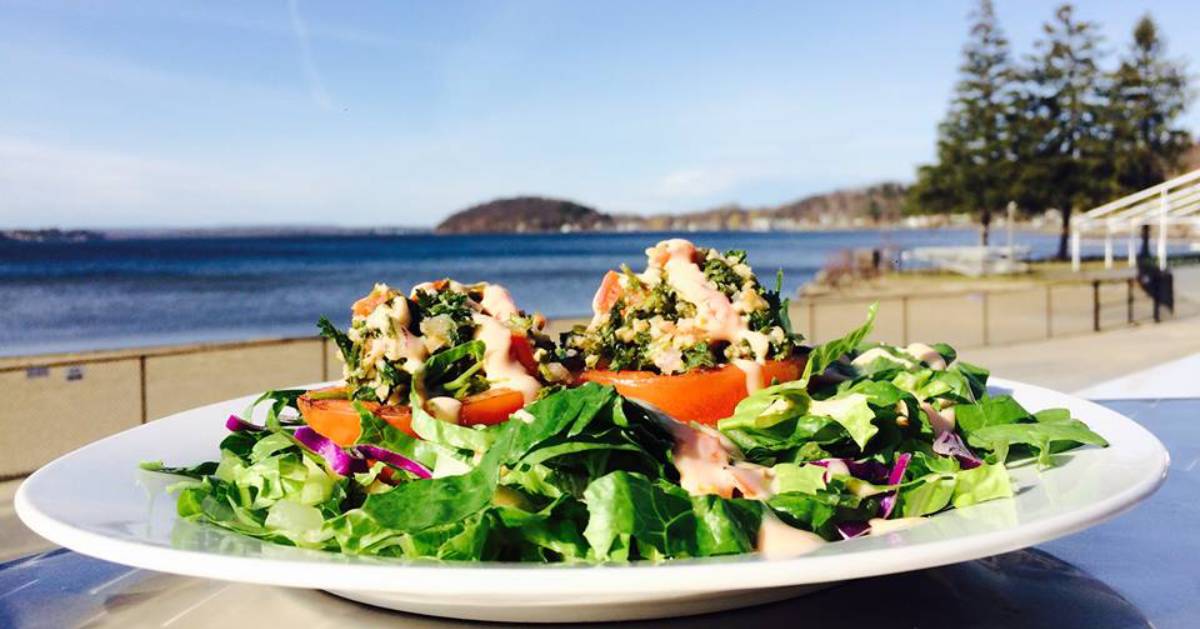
[562,238,807,424]
[305,280,570,445]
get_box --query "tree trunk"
[1056,207,1073,261]
[979,208,992,247]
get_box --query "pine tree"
[1107,14,1193,194]
[1016,4,1110,260]
[908,0,1015,245]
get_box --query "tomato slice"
[298,385,528,445]
[298,387,416,445]
[459,388,526,426]
[508,333,540,374]
[577,359,806,425]
[351,291,394,317]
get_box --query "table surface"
[2,399,1196,629]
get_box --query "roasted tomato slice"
[577,359,806,425]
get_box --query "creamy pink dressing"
[921,401,956,436]
[391,328,430,365]
[650,239,753,351]
[727,463,774,499]
[665,419,777,500]
[472,312,543,403]
[731,358,764,394]
[652,347,684,374]
[867,517,926,535]
[589,277,614,327]
[904,343,947,370]
[480,284,519,320]
[738,330,772,363]
[665,419,736,497]
[756,511,826,557]
[425,396,463,424]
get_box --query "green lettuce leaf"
[951,462,1014,507]
[808,393,878,451]
[770,463,828,494]
[582,471,696,560]
[804,302,878,379]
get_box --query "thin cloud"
[0,137,338,227]
[287,0,333,110]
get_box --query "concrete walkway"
[959,315,1200,395]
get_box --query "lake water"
[0,229,1108,356]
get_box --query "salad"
[144,239,1108,562]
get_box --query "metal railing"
[799,274,1178,347]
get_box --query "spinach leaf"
[766,489,872,538]
[583,471,696,560]
[931,342,957,365]
[955,395,1031,435]
[804,302,877,379]
[361,429,512,532]
[691,495,762,556]
[720,413,843,465]
[317,317,357,372]
[968,421,1109,466]
[242,389,305,430]
[139,460,218,479]
[494,498,590,561]
[773,269,795,338]
[418,340,486,399]
[954,362,990,399]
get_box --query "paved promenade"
[960,314,1200,395]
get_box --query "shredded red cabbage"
[879,452,912,519]
[836,521,871,539]
[225,415,263,432]
[932,431,983,469]
[357,445,433,480]
[811,458,887,483]
[293,427,366,476]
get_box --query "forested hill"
[436,183,908,234]
[435,197,613,234]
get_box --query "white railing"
[1072,168,1200,271]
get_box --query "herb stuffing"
[561,239,801,374]
[318,280,567,408]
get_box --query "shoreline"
[5,223,1076,240]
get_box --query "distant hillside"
[613,182,909,231]
[0,229,105,243]
[435,183,909,234]
[436,196,612,234]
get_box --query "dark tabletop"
[2,399,1196,629]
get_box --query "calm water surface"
[0,230,1107,356]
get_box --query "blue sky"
[1,1,1197,229]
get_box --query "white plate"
[16,379,1168,623]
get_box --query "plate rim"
[15,377,1170,595]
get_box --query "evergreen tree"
[1107,14,1193,194]
[908,0,1015,245]
[1015,4,1110,260]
